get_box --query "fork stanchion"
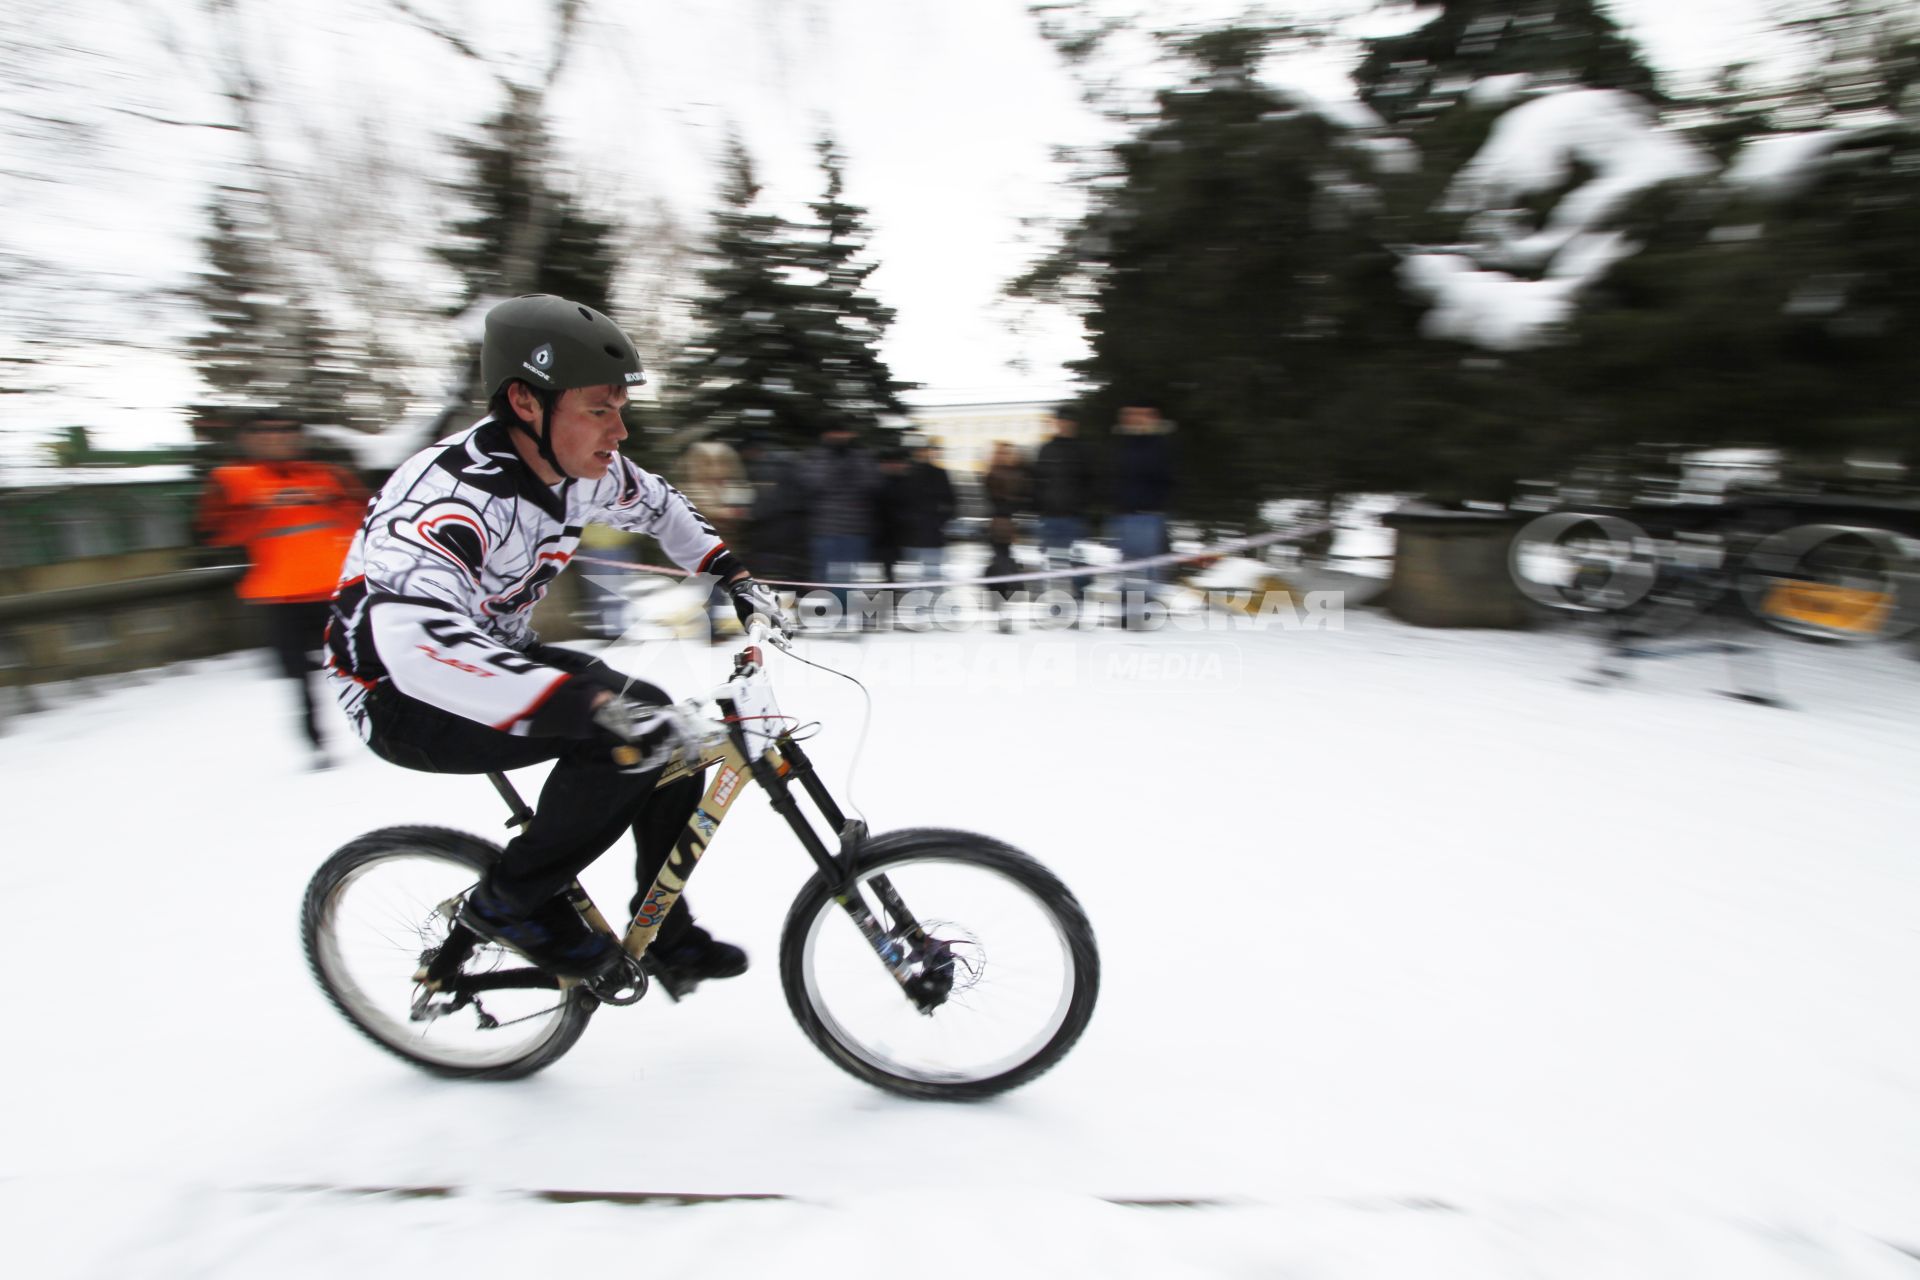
[774,735,848,835]
[744,734,896,956]
[740,738,840,885]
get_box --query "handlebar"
[744,614,794,650]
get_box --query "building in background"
[902,396,1059,475]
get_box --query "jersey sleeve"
[587,457,744,581]
[367,600,590,733]
[352,477,595,735]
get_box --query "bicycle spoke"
[797,853,1085,1090]
[309,843,582,1075]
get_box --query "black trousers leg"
[363,675,706,932]
[263,600,331,748]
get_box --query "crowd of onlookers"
[614,401,1178,629]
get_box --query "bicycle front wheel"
[780,829,1100,1101]
[302,826,595,1081]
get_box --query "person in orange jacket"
[196,410,368,761]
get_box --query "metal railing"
[0,565,252,710]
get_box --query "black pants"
[263,600,331,749]
[362,646,705,945]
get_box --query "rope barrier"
[577,523,1332,591]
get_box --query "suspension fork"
[757,734,930,957]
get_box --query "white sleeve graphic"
[369,601,572,732]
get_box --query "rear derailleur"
[410,923,648,1023]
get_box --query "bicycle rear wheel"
[780,829,1099,1101]
[302,826,595,1080]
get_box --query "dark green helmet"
[481,294,646,398]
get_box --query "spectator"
[680,439,752,538]
[797,426,882,621]
[1107,402,1175,627]
[984,439,1030,523]
[1033,406,1096,593]
[982,441,1031,632]
[739,433,809,587]
[679,439,753,638]
[897,434,957,583]
[195,409,367,765]
[873,444,912,585]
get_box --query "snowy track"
[3,616,1918,1277]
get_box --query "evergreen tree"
[806,135,912,433]
[1016,26,1419,518]
[428,86,629,440]
[673,135,907,444]
[1019,2,1915,508]
[1770,0,1920,125]
[1554,120,1920,467]
[191,186,294,410]
[1521,3,1920,478]
[1355,1,1663,249]
[1353,0,1659,128]
[672,137,817,442]
[1343,2,1676,498]
[435,86,623,315]
[190,184,392,433]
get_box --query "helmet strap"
[506,384,571,481]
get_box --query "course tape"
[578,524,1331,591]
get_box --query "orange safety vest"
[197,461,367,603]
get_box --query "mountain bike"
[300,625,1100,1101]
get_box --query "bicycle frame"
[468,638,937,1006]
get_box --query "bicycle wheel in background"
[302,825,595,1081]
[780,829,1100,1102]
[1743,524,1916,643]
[1507,512,1656,615]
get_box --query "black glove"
[591,697,713,773]
[725,576,794,636]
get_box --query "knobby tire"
[779,829,1100,1101]
[301,825,596,1081]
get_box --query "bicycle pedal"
[586,958,649,1006]
[639,957,696,1003]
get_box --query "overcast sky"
[0,0,1800,456]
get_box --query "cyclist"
[325,294,791,987]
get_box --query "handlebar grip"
[746,615,792,649]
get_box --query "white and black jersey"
[326,418,738,739]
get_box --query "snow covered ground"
[2,611,1918,1278]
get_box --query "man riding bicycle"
[325,294,791,988]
